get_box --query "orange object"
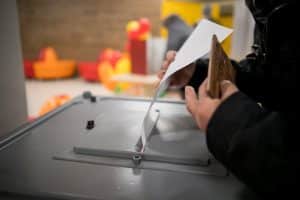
[98,61,116,90]
[98,54,131,91]
[33,47,76,79]
[39,94,71,116]
[39,47,57,61]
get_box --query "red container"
[23,59,34,78]
[78,62,99,81]
[129,39,147,75]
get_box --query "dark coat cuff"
[206,91,263,163]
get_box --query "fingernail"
[221,80,232,85]
[185,86,193,96]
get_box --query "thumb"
[220,80,238,100]
[185,86,198,117]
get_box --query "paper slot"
[136,108,160,152]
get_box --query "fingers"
[161,51,176,70]
[220,80,238,100]
[185,86,198,117]
[198,78,208,99]
[158,51,176,80]
[157,69,165,79]
[161,60,169,70]
[166,50,176,62]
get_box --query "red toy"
[98,49,122,67]
[126,18,151,75]
[78,49,124,82]
[130,40,147,74]
[23,59,34,78]
[78,62,99,82]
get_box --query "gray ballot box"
[0,93,259,200]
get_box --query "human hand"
[185,79,238,132]
[157,50,196,88]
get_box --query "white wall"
[0,0,28,138]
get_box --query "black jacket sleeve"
[206,91,295,198]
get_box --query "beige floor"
[25,78,113,116]
[25,78,181,117]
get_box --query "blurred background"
[0,0,254,134]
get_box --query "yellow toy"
[98,54,131,91]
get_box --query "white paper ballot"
[137,19,233,152]
[160,19,233,85]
